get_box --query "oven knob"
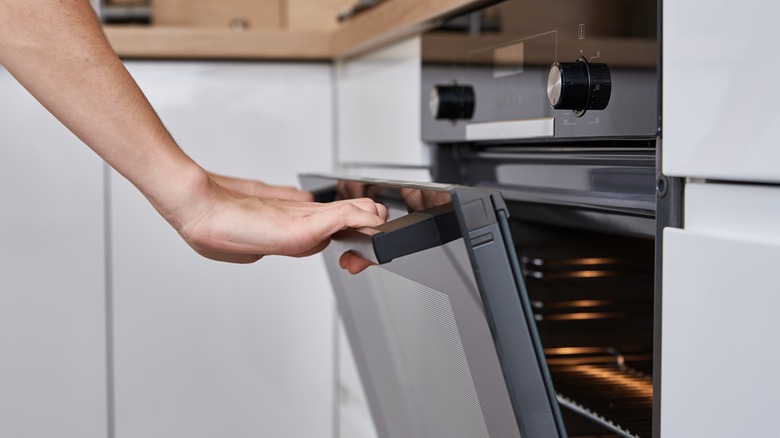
[429,84,475,120]
[547,59,611,116]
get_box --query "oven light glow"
[544,300,612,308]
[544,312,623,321]
[568,365,653,398]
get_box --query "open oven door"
[300,174,567,438]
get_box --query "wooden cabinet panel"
[109,0,489,60]
[152,0,283,30]
[286,0,351,31]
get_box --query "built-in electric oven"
[304,0,670,437]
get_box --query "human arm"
[0,0,386,264]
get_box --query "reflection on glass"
[334,179,453,213]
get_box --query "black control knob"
[429,84,475,120]
[547,59,611,116]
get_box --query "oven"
[303,0,668,437]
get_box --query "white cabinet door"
[0,69,107,438]
[336,37,428,169]
[112,62,335,438]
[662,182,780,437]
[663,0,780,183]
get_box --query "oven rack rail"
[556,394,637,438]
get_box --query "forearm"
[0,0,208,227]
[0,0,388,266]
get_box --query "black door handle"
[331,203,461,264]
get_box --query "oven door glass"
[300,175,566,438]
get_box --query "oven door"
[300,174,566,438]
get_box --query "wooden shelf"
[330,0,496,59]
[105,0,494,60]
[104,26,333,60]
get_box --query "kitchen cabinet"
[0,68,108,438]
[103,0,485,60]
[287,0,352,31]
[152,0,352,31]
[152,0,284,29]
[110,62,335,438]
[662,0,780,435]
[662,183,780,437]
[663,0,780,183]
[335,36,429,174]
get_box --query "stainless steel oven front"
[305,0,665,437]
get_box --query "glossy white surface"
[336,37,428,167]
[0,68,107,437]
[662,227,780,437]
[112,62,335,438]
[684,182,780,244]
[662,182,780,436]
[663,1,780,182]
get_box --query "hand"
[172,178,387,264]
[339,188,453,275]
[334,180,385,274]
[208,172,313,202]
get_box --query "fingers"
[400,188,453,211]
[339,251,376,275]
[337,181,370,200]
[400,188,424,212]
[335,197,388,221]
[335,201,387,230]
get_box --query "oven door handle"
[331,203,461,264]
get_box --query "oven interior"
[510,215,654,438]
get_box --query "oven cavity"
[513,220,655,438]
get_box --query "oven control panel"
[547,59,611,115]
[421,0,658,144]
[429,84,476,120]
